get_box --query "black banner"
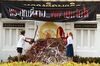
[1,1,96,22]
[74,24,97,28]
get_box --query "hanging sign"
[1,1,96,22]
[74,24,97,28]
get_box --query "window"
[76,29,95,48]
[12,29,16,46]
[83,30,88,47]
[5,29,10,46]
[3,28,25,47]
[76,30,81,47]
[90,30,95,47]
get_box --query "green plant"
[7,55,28,62]
[73,55,100,63]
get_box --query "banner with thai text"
[1,1,96,22]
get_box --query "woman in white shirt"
[17,30,32,61]
[66,32,74,61]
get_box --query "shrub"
[7,55,28,62]
[73,55,100,63]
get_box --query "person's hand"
[29,39,34,44]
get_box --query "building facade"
[0,0,100,61]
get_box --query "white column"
[2,28,5,48]
[0,20,3,50]
[9,29,12,46]
[88,30,90,47]
[94,20,100,56]
[81,30,83,48]
[16,29,19,46]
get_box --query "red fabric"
[57,26,65,38]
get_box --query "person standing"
[16,30,31,61]
[66,32,74,61]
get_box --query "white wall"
[0,19,35,61]
[0,14,100,61]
